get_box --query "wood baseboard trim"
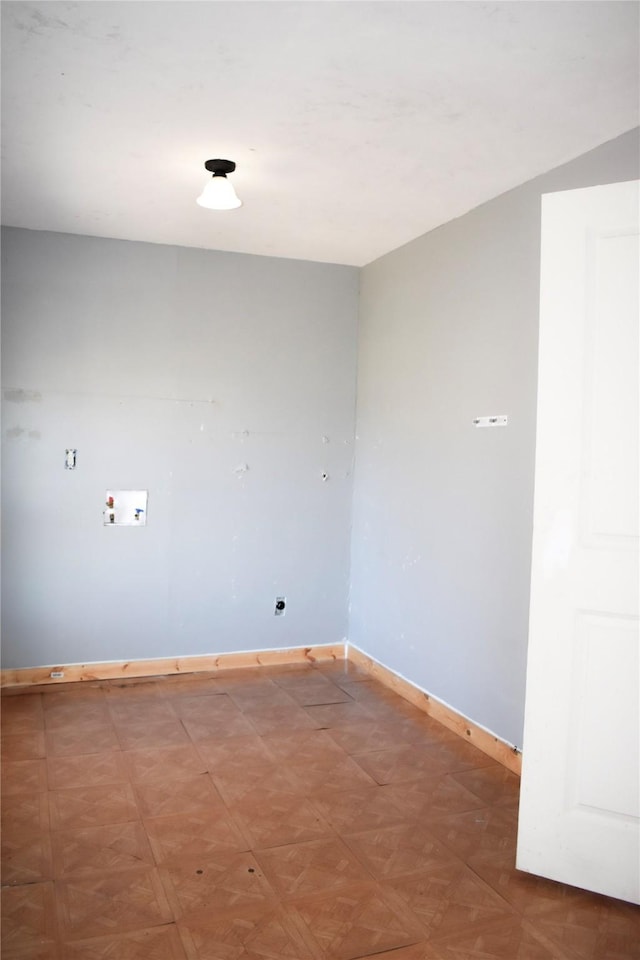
[347,644,522,776]
[0,643,346,688]
[1,639,521,775]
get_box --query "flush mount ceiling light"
[196,158,242,210]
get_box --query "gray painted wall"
[1,230,359,669]
[3,130,637,749]
[350,129,639,748]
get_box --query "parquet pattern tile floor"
[1,661,638,959]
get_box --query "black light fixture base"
[204,158,236,176]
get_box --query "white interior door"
[517,179,639,904]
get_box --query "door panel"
[517,180,639,905]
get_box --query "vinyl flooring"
[1,660,638,959]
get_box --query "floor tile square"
[312,660,370,681]
[45,723,120,757]
[425,915,575,959]
[290,882,425,960]
[182,712,257,741]
[327,720,427,755]
[105,679,165,701]
[158,676,227,698]
[1,881,58,955]
[107,698,178,725]
[310,784,409,834]
[386,860,516,938]
[49,782,140,831]
[48,753,129,790]
[133,774,223,819]
[2,791,50,836]
[270,671,336,691]
[353,945,431,960]
[123,744,207,783]
[466,848,585,915]
[211,672,280,694]
[1,692,44,729]
[2,832,54,886]
[62,924,188,959]
[160,852,276,918]
[383,774,487,822]
[41,684,105,706]
[352,745,449,784]
[350,695,430,723]
[278,680,352,707]
[451,763,522,810]
[427,806,518,860]
[194,733,273,772]
[518,895,640,960]
[419,737,499,774]
[322,679,391,702]
[244,705,320,736]
[2,758,48,795]
[144,810,249,864]
[255,837,370,898]
[177,901,321,960]
[233,787,334,849]
[227,684,299,710]
[287,752,377,795]
[0,941,60,959]
[170,694,243,723]
[303,701,373,727]
[262,728,349,765]
[52,821,154,878]
[1,730,46,761]
[115,718,190,751]
[227,678,297,710]
[211,763,297,805]
[43,701,110,730]
[344,822,460,881]
[56,865,173,940]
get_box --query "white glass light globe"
[196,175,241,210]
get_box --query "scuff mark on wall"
[4,388,42,403]
[5,426,41,440]
[7,389,215,406]
[234,463,250,478]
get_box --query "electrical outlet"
[274,596,286,616]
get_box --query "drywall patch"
[4,388,42,403]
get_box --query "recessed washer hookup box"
[104,490,148,526]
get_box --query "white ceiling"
[1,1,638,267]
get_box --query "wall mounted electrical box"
[104,490,148,526]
